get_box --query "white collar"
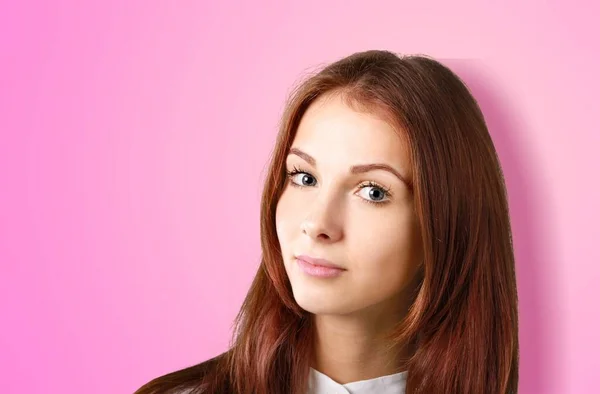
[307,367,407,394]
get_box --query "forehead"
[292,93,411,168]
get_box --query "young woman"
[135,50,520,394]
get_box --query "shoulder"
[134,353,231,394]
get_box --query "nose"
[300,192,343,243]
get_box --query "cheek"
[275,192,297,252]
[350,211,421,288]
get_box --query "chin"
[296,301,343,315]
[291,286,355,315]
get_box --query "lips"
[295,254,346,270]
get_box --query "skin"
[275,92,424,385]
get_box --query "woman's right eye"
[286,169,317,188]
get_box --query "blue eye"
[284,167,392,206]
[286,168,316,187]
[357,182,390,204]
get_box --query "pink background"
[1,1,598,393]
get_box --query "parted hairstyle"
[135,49,519,394]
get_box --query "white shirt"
[307,367,407,394]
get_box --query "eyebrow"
[288,147,410,186]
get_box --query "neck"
[310,296,414,384]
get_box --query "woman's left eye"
[357,182,391,205]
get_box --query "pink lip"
[295,255,346,278]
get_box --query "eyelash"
[285,165,393,206]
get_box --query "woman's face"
[275,92,423,318]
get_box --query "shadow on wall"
[445,59,563,394]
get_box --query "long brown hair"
[135,50,519,394]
